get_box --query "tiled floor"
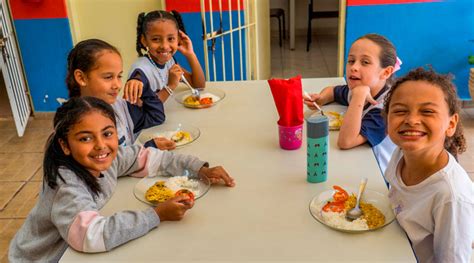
[0,33,473,262]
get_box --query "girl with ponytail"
[125,10,205,103]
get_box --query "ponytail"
[136,12,147,57]
[170,10,187,35]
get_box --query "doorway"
[0,0,31,136]
[269,0,343,79]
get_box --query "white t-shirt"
[384,148,474,263]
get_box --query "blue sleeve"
[333,85,350,106]
[127,82,165,134]
[128,69,149,87]
[144,139,157,148]
[360,108,386,147]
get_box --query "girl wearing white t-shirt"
[383,67,473,263]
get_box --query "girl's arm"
[178,31,205,89]
[337,86,372,149]
[51,173,160,253]
[303,86,335,109]
[127,83,165,133]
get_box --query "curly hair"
[135,10,186,57]
[66,39,120,98]
[383,67,466,158]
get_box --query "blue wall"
[345,0,474,100]
[176,10,247,81]
[14,19,72,111]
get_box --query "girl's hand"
[153,137,176,150]
[303,93,323,110]
[154,195,194,221]
[177,30,194,57]
[168,64,184,90]
[123,79,143,105]
[198,166,236,187]
[351,85,378,105]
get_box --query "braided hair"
[135,10,187,57]
[43,96,116,197]
[383,67,466,158]
[66,39,120,98]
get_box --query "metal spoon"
[181,75,200,99]
[346,177,368,221]
[303,91,325,116]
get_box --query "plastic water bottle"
[306,115,329,183]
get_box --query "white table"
[61,78,416,262]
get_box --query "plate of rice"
[304,104,346,131]
[134,170,211,205]
[309,186,395,233]
[174,87,225,109]
[135,123,200,147]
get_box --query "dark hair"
[135,10,186,57]
[66,39,120,98]
[383,67,466,158]
[43,96,117,197]
[356,33,397,84]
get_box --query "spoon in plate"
[346,177,368,221]
[181,74,200,99]
[303,91,325,116]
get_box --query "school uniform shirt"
[8,145,207,262]
[333,84,396,173]
[111,84,165,148]
[385,148,474,263]
[128,56,176,93]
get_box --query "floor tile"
[0,129,51,153]
[0,182,25,211]
[0,219,25,262]
[0,182,40,219]
[30,167,43,182]
[0,153,42,181]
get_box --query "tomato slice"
[322,201,345,213]
[199,97,213,105]
[175,189,195,202]
[332,185,349,202]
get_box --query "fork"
[181,75,200,99]
[303,91,325,116]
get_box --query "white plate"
[135,123,200,147]
[309,186,395,233]
[174,87,225,109]
[305,104,346,131]
[134,170,211,206]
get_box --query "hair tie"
[394,57,402,73]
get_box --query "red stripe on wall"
[347,0,440,6]
[9,0,68,19]
[165,0,244,13]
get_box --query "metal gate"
[0,0,31,136]
[199,0,258,81]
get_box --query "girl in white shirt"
[383,67,473,263]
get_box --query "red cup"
[278,123,303,150]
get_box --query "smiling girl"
[125,10,205,103]
[304,33,399,172]
[8,97,235,262]
[383,67,473,262]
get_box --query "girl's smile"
[141,20,179,65]
[60,111,118,177]
[387,80,458,155]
